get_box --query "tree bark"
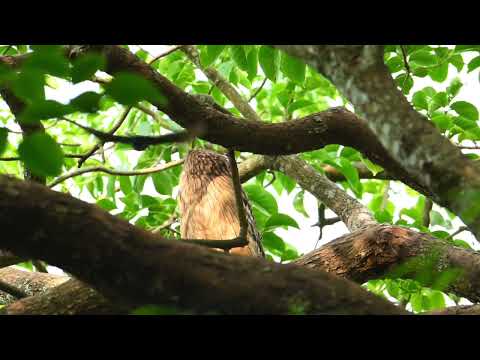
[0,174,406,315]
[0,267,68,305]
[276,45,480,241]
[295,224,480,303]
[1,278,128,315]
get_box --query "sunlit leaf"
[18,133,64,177]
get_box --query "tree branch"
[56,45,429,197]
[294,224,480,303]
[62,117,195,151]
[0,173,406,314]
[48,159,184,188]
[76,106,132,168]
[275,45,480,240]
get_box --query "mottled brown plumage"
[178,149,264,257]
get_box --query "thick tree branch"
[426,304,480,315]
[182,45,262,122]
[0,174,406,314]
[0,267,68,305]
[59,45,428,196]
[1,278,128,315]
[272,155,377,232]
[294,224,480,303]
[275,45,480,240]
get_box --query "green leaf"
[96,198,117,211]
[262,231,286,253]
[11,69,45,102]
[70,91,102,113]
[395,73,413,94]
[246,47,258,81]
[201,45,226,67]
[331,158,362,197]
[71,53,106,84]
[428,291,445,310]
[230,46,249,72]
[451,101,479,121]
[409,51,437,67]
[280,53,306,85]
[24,47,70,78]
[454,45,480,53]
[431,113,452,132]
[287,99,315,114]
[244,184,278,215]
[119,176,132,195]
[449,54,464,72]
[18,133,64,177]
[428,62,448,82]
[277,172,296,194]
[293,190,308,217]
[258,46,279,82]
[19,100,72,124]
[0,128,8,156]
[361,158,384,176]
[107,73,167,106]
[265,213,299,230]
[217,61,235,79]
[386,56,403,73]
[412,91,429,110]
[447,78,462,98]
[152,172,173,195]
[467,56,480,73]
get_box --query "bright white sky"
[5,46,479,293]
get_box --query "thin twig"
[152,214,178,234]
[1,126,22,134]
[400,45,411,76]
[62,117,194,151]
[0,154,87,161]
[48,159,184,188]
[457,145,480,150]
[264,170,276,188]
[134,103,178,131]
[227,149,248,241]
[0,279,28,299]
[58,142,81,147]
[148,45,185,65]
[248,77,267,102]
[445,226,469,241]
[74,106,132,168]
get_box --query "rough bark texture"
[1,278,128,315]
[239,155,390,184]
[0,267,68,305]
[427,305,480,315]
[272,155,377,232]
[276,45,480,240]
[0,174,406,315]
[295,224,480,303]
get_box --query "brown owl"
[178,149,264,257]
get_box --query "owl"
[178,149,264,257]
